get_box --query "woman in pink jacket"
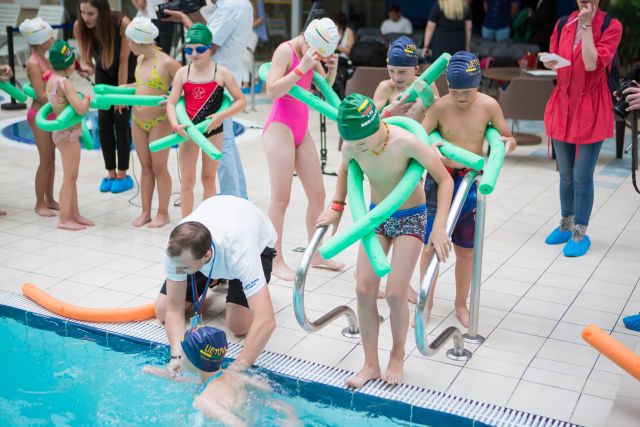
[542,0,621,257]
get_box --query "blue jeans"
[553,139,603,226]
[217,117,248,198]
[482,26,510,41]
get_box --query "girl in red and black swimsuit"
[167,24,246,217]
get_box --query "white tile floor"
[1,79,640,426]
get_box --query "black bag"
[556,14,620,98]
[350,40,388,67]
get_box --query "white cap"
[19,18,54,46]
[125,17,159,44]
[304,18,340,58]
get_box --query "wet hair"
[166,222,212,259]
[332,12,348,31]
[76,0,116,70]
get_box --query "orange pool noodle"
[22,283,156,323]
[582,323,640,381]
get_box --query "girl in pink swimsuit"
[20,19,58,217]
[262,31,345,280]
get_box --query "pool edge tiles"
[0,290,582,427]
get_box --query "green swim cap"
[338,94,380,141]
[185,23,212,46]
[49,39,75,71]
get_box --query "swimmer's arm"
[117,16,132,87]
[266,44,303,100]
[489,101,517,154]
[316,155,349,231]
[165,55,183,84]
[142,366,199,383]
[63,79,90,115]
[240,373,273,392]
[166,67,186,129]
[219,67,247,119]
[421,99,440,133]
[314,55,337,86]
[26,60,48,104]
[194,398,246,427]
[373,81,392,113]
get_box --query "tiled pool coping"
[0,289,581,427]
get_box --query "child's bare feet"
[132,212,152,227]
[46,200,60,211]
[382,352,404,385]
[148,213,170,228]
[58,220,86,231]
[35,205,55,217]
[455,305,470,328]
[311,254,345,272]
[345,364,381,388]
[272,258,296,281]
[74,214,94,227]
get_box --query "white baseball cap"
[19,18,54,46]
[304,18,340,58]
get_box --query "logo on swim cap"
[338,94,380,141]
[387,36,418,67]
[181,325,228,372]
[304,18,339,57]
[447,51,482,89]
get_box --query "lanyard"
[190,242,216,316]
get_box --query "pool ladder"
[293,172,487,360]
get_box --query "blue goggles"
[184,45,211,55]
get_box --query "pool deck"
[1,75,639,427]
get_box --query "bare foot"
[345,364,381,388]
[35,205,55,217]
[46,200,60,211]
[132,212,152,227]
[148,213,170,228]
[272,259,296,281]
[74,214,95,227]
[310,254,345,272]
[455,305,470,328]
[408,286,418,304]
[58,220,86,231]
[382,354,404,385]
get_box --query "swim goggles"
[184,45,212,55]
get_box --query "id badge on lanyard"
[189,243,216,327]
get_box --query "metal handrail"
[293,226,360,337]
[464,191,486,344]
[415,172,478,361]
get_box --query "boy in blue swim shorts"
[421,51,516,327]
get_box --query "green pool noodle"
[479,126,506,195]
[22,82,36,99]
[399,53,451,106]
[319,117,430,268]
[81,118,94,150]
[35,93,97,132]
[94,94,166,110]
[0,80,27,103]
[149,93,233,152]
[346,160,391,276]
[428,130,485,171]
[175,98,221,160]
[94,84,135,96]
[258,62,338,120]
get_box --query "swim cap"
[387,36,418,67]
[49,40,75,71]
[181,325,227,372]
[304,18,340,58]
[185,23,213,46]
[126,17,159,44]
[338,94,381,141]
[19,18,54,46]
[446,51,482,89]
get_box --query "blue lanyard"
[190,242,216,316]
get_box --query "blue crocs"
[623,314,640,332]
[100,177,114,193]
[545,227,572,245]
[110,175,134,193]
[563,235,591,257]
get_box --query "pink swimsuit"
[48,76,82,145]
[263,42,313,147]
[27,52,55,123]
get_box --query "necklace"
[372,122,390,156]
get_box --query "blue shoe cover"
[563,236,591,257]
[100,177,114,192]
[110,175,134,193]
[545,227,572,245]
[623,314,640,332]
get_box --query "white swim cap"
[19,18,54,46]
[125,17,159,44]
[304,18,340,58]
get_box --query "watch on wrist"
[170,354,182,360]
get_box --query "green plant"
[607,0,640,73]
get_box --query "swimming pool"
[0,292,580,427]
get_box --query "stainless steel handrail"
[464,191,486,344]
[415,172,477,361]
[293,226,360,338]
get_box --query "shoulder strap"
[187,63,191,79]
[601,14,612,33]
[557,15,569,39]
[213,63,218,79]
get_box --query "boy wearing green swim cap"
[317,93,454,389]
[420,51,516,328]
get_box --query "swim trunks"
[370,203,427,242]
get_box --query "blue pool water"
[1,111,246,150]
[0,313,417,426]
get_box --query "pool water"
[0,315,416,426]
[0,111,246,150]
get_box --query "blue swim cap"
[387,36,418,67]
[446,51,482,89]
[181,325,228,372]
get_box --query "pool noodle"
[479,126,506,195]
[582,324,640,381]
[428,130,485,171]
[175,98,222,160]
[0,80,27,103]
